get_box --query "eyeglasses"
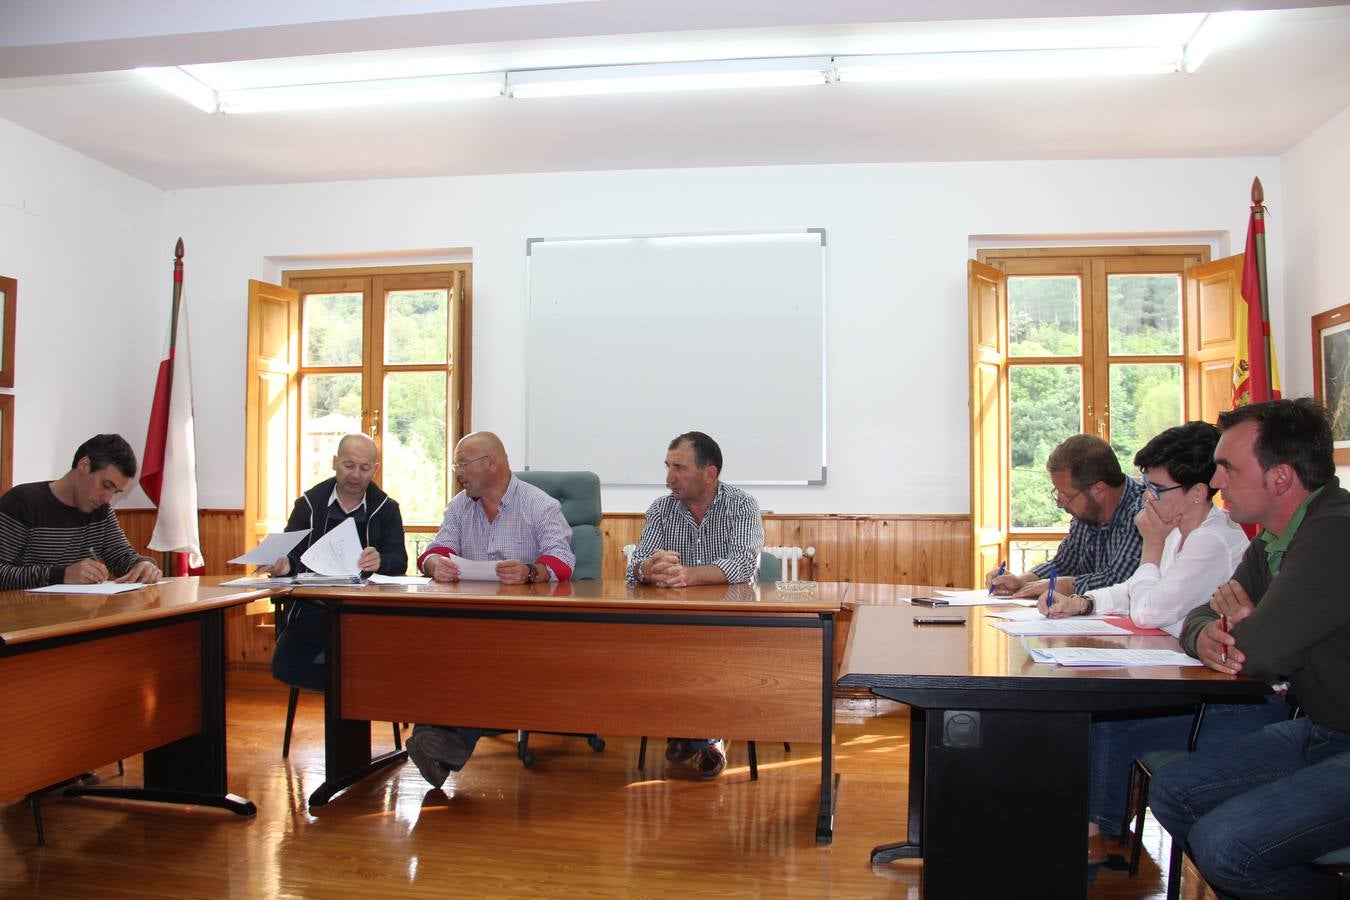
[1143,479,1187,498]
[451,454,489,471]
[1049,486,1085,507]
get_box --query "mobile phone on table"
[913,615,966,626]
[912,597,949,607]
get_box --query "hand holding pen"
[987,560,1006,595]
[62,548,110,585]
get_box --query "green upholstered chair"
[511,470,605,765]
[514,470,602,581]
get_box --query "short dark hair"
[1134,421,1221,498]
[1217,398,1334,490]
[71,434,137,478]
[669,431,722,474]
[1045,433,1125,490]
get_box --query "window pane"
[403,529,435,572]
[1009,276,1081,358]
[382,372,447,524]
[1107,274,1182,355]
[303,292,363,366]
[1009,540,1058,574]
[1010,364,1081,529]
[301,374,362,490]
[1109,363,1183,471]
[385,289,449,365]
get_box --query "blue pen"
[1047,566,1057,608]
[988,559,1006,595]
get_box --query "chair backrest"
[757,551,782,582]
[514,470,602,580]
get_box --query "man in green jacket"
[1150,398,1350,898]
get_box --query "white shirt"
[1088,504,1249,637]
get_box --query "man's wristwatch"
[525,562,538,583]
[1070,593,1095,615]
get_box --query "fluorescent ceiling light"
[139,66,219,113]
[1183,11,1249,73]
[508,58,830,99]
[835,47,1181,82]
[217,72,503,113]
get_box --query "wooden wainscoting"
[114,508,972,670]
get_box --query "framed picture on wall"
[0,394,11,492]
[1312,301,1350,465]
[0,275,14,388]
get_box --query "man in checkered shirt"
[405,430,576,790]
[628,430,765,778]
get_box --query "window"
[245,265,471,568]
[968,247,1211,580]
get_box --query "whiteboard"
[525,230,826,485]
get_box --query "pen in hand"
[1220,613,1229,664]
[1046,566,1057,608]
[988,559,1006,595]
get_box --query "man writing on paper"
[405,431,574,789]
[0,433,161,590]
[268,433,406,692]
[987,434,1145,600]
[627,430,765,778]
[1149,398,1350,898]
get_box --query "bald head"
[332,433,380,506]
[337,433,379,459]
[453,431,511,501]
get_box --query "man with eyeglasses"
[0,433,161,589]
[406,430,575,789]
[987,433,1145,600]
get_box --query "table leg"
[870,705,925,863]
[816,615,837,844]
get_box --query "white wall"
[162,156,1282,514]
[0,116,164,491]
[1281,100,1350,481]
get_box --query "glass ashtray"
[774,580,817,594]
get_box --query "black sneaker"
[407,725,472,788]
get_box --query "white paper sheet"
[451,554,503,582]
[991,618,1130,636]
[228,529,310,565]
[299,517,362,576]
[1029,647,1203,667]
[933,589,1034,607]
[27,582,146,595]
[985,608,1109,621]
[218,576,285,587]
[366,574,432,585]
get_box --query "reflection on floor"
[2,671,1214,898]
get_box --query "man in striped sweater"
[0,433,161,590]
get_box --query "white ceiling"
[1,0,1349,189]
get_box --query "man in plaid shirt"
[628,431,765,778]
[988,433,1145,602]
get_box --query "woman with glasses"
[1036,421,1287,868]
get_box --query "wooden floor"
[2,672,1217,898]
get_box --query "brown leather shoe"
[1087,832,1108,866]
[666,739,698,764]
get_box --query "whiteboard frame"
[523,228,827,486]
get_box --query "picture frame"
[0,394,11,492]
[1311,301,1350,465]
[0,275,14,389]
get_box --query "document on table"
[26,582,146,595]
[1028,647,1204,667]
[367,574,432,585]
[934,589,1034,607]
[228,529,310,566]
[300,517,362,576]
[991,618,1130,636]
[218,576,288,587]
[986,607,1108,621]
[451,554,503,582]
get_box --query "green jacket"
[1181,476,1350,733]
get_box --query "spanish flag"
[1232,177,1281,407]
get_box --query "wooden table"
[290,578,846,842]
[838,595,1271,899]
[0,577,267,832]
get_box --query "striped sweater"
[0,481,150,590]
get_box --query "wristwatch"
[525,562,538,584]
[1071,593,1095,615]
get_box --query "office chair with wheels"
[511,470,607,766]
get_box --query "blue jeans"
[1150,716,1350,899]
[1090,695,1287,837]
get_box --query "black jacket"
[283,477,408,576]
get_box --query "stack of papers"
[932,589,1035,607]
[991,618,1130,636]
[1028,647,1203,667]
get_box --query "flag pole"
[1250,177,1274,399]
